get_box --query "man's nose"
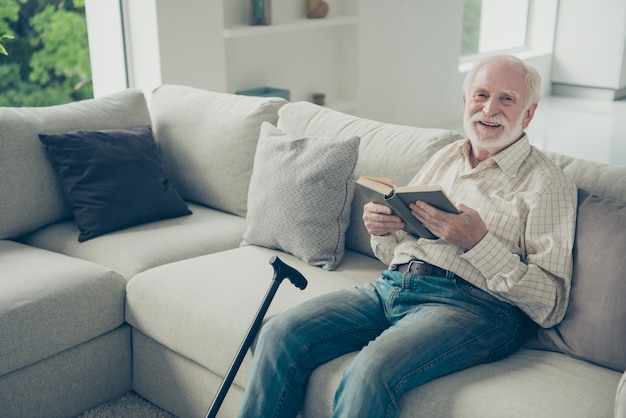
[482,98,500,117]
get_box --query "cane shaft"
[205,278,282,418]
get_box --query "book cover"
[354,176,459,239]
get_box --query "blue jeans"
[237,270,527,418]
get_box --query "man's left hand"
[409,201,488,250]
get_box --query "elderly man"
[238,55,577,418]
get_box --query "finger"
[457,203,474,214]
[366,202,393,215]
[410,201,440,223]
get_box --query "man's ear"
[522,103,538,129]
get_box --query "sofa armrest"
[617,371,626,417]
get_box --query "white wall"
[152,0,226,92]
[355,0,557,130]
[87,0,621,129]
[221,0,359,106]
[88,0,227,101]
[552,0,626,99]
[356,0,466,128]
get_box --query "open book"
[354,176,459,239]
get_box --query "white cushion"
[125,245,385,389]
[150,85,287,217]
[302,348,621,418]
[0,240,126,376]
[0,89,150,239]
[20,204,245,280]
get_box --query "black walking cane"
[205,255,308,418]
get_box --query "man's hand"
[363,202,405,236]
[410,201,487,250]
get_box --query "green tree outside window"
[462,0,482,57]
[0,0,93,106]
[0,34,14,55]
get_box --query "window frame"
[459,0,558,72]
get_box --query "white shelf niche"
[223,15,358,39]
[221,0,359,110]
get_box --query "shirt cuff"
[460,231,514,279]
[371,232,399,245]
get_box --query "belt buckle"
[407,259,424,274]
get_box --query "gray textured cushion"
[150,85,287,217]
[527,189,626,371]
[0,89,150,239]
[241,122,360,270]
[277,102,463,256]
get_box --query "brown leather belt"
[393,260,451,278]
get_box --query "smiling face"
[463,59,537,160]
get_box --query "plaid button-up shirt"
[372,135,577,328]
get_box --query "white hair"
[462,55,542,106]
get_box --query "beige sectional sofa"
[1,85,625,418]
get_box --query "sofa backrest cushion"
[527,188,626,371]
[277,102,464,257]
[546,151,626,203]
[0,89,151,240]
[150,85,287,218]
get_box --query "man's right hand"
[363,202,405,236]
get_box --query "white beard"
[463,111,525,152]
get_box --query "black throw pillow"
[39,125,191,242]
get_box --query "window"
[0,0,93,107]
[462,0,530,57]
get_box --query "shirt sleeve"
[370,232,405,266]
[461,184,577,328]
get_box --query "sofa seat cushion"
[1,326,132,418]
[302,348,621,418]
[126,244,620,418]
[0,240,126,377]
[277,102,464,256]
[19,203,245,280]
[125,245,386,388]
[0,89,151,240]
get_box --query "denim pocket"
[379,270,403,286]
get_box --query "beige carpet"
[76,392,175,418]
